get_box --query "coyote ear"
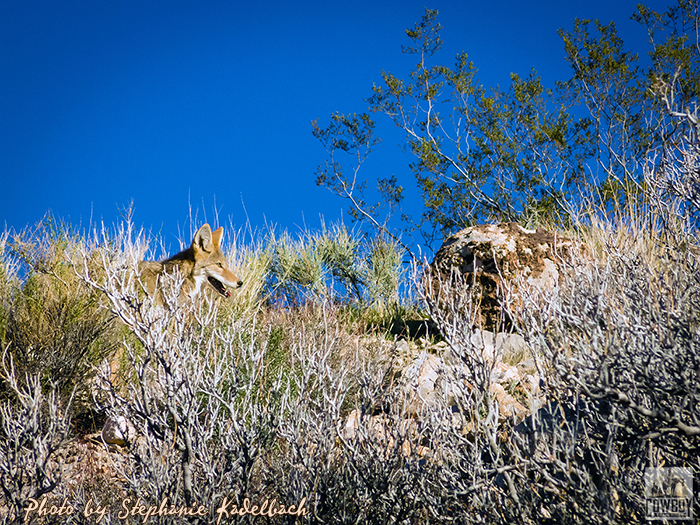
[211,227,223,247]
[193,224,213,252]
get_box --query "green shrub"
[0,218,119,417]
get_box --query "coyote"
[100,224,242,445]
[139,223,243,301]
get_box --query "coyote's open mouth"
[208,276,232,298]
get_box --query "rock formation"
[101,416,136,446]
[426,222,586,330]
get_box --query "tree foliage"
[313,2,700,240]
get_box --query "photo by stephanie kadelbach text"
[21,494,309,523]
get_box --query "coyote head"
[190,224,243,298]
[139,223,243,301]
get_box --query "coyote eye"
[217,263,223,268]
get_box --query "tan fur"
[138,224,243,302]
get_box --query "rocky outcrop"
[404,350,534,424]
[426,222,586,330]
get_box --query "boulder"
[426,222,586,330]
[400,351,466,414]
[101,416,136,446]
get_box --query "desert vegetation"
[0,156,697,524]
[1,1,699,524]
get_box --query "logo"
[645,468,693,520]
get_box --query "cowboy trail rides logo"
[645,468,693,520]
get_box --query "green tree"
[313,2,700,240]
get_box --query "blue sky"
[1,0,671,251]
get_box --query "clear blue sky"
[0,0,671,250]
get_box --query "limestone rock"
[101,416,136,446]
[400,351,468,414]
[404,352,443,407]
[426,222,586,330]
[491,362,521,384]
[441,329,530,367]
[490,383,528,424]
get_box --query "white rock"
[101,416,135,446]
[491,362,521,384]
